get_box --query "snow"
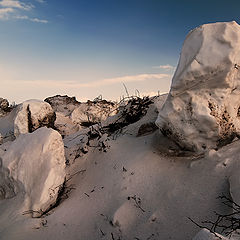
[2,21,240,240]
[71,100,117,127]
[192,229,228,240]
[14,100,56,137]
[0,93,237,240]
[0,158,16,199]
[1,127,65,217]
[0,107,17,143]
[156,21,240,152]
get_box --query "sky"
[0,0,240,103]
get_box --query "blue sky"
[0,0,240,102]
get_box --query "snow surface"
[156,21,240,152]
[0,93,239,240]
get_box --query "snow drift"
[156,21,240,152]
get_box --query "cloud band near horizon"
[20,73,171,88]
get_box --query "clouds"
[152,64,175,70]
[0,0,33,10]
[21,73,171,89]
[0,0,47,23]
[95,73,170,87]
[15,14,48,23]
[0,7,14,19]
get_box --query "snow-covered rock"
[45,95,82,136]
[14,100,56,137]
[2,127,66,217]
[156,21,240,151]
[44,95,81,116]
[71,100,117,127]
[54,112,80,136]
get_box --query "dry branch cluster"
[190,195,240,239]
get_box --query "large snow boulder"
[14,100,56,137]
[2,127,66,217]
[156,21,240,151]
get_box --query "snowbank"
[156,21,240,151]
[14,100,56,137]
[2,127,66,217]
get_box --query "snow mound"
[14,100,56,137]
[2,127,66,217]
[156,21,240,151]
[71,99,117,127]
[45,95,82,136]
[44,95,81,116]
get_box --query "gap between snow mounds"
[1,127,66,218]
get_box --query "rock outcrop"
[14,100,56,137]
[156,21,240,151]
[2,127,66,217]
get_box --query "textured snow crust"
[156,21,240,151]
